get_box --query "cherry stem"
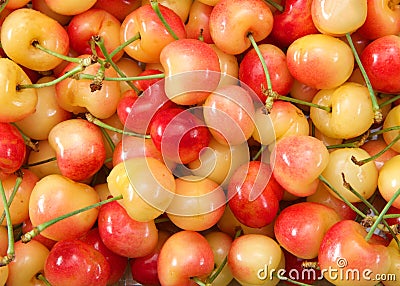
[379,94,400,109]
[0,181,15,266]
[77,72,166,82]
[10,123,38,151]
[154,217,170,224]
[85,113,151,139]
[150,0,180,40]
[351,133,400,166]
[345,33,382,123]
[110,32,141,59]
[100,127,115,152]
[0,0,8,14]
[32,41,84,64]
[18,65,86,90]
[278,96,331,113]
[21,194,123,243]
[341,173,400,246]
[252,145,268,161]
[383,214,400,219]
[263,0,284,12]
[0,175,23,225]
[23,157,57,168]
[36,274,52,286]
[318,175,366,218]
[93,36,139,93]
[365,187,400,241]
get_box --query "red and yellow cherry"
[271,135,330,197]
[55,55,121,119]
[384,234,400,286]
[286,34,354,90]
[97,199,158,258]
[44,0,97,15]
[228,233,284,285]
[269,0,318,48]
[209,0,274,55]
[6,0,30,9]
[107,157,176,222]
[93,0,141,21]
[6,240,49,286]
[357,0,400,40]
[44,239,110,286]
[67,8,124,62]
[274,201,341,259]
[0,123,27,174]
[0,169,39,226]
[227,161,281,228]
[378,155,400,209]
[203,84,255,146]
[311,0,367,36]
[0,8,69,71]
[318,219,391,286]
[186,0,213,43]
[132,69,164,92]
[160,39,221,106]
[48,118,106,182]
[204,231,234,286]
[0,58,37,123]
[239,43,294,102]
[362,137,399,170]
[120,3,186,63]
[150,107,211,164]
[28,174,100,241]
[383,105,400,152]
[15,76,72,141]
[130,230,171,285]
[310,82,374,139]
[31,0,73,25]
[157,230,214,286]
[321,147,379,203]
[0,226,7,256]
[80,227,128,285]
[361,35,400,94]
[307,182,357,221]
[166,175,226,231]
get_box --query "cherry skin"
[93,0,141,21]
[0,123,26,174]
[44,239,111,286]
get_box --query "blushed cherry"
[31,0,73,25]
[93,0,141,21]
[361,137,399,170]
[186,0,214,43]
[27,140,62,179]
[383,105,400,152]
[289,79,319,112]
[0,123,27,174]
[44,0,97,15]
[115,57,143,94]
[209,44,240,87]
[378,155,400,209]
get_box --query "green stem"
[110,32,141,59]
[0,176,23,225]
[94,36,139,93]
[78,72,166,82]
[263,0,284,12]
[365,187,400,241]
[86,113,151,139]
[0,181,15,266]
[100,127,115,152]
[352,133,400,165]
[154,217,170,224]
[0,0,9,14]
[383,214,400,219]
[327,142,360,149]
[371,125,400,136]
[278,95,331,112]
[318,175,366,218]
[18,65,85,90]
[379,94,400,109]
[32,41,84,64]
[23,157,57,168]
[21,194,123,243]
[345,33,381,123]
[150,0,180,40]
[10,123,38,151]
[36,274,52,286]
[252,145,267,161]
[191,277,206,286]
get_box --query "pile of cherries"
[0,0,400,286]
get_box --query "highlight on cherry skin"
[1,1,400,286]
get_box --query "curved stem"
[100,128,115,152]
[78,72,166,82]
[263,0,284,12]
[379,94,400,109]
[10,123,38,151]
[0,176,23,225]
[93,36,139,93]
[85,113,151,139]
[23,157,57,168]
[345,33,381,123]
[0,181,15,266]
[32,41,83,64]
[110,32,141,59]
[36,274,52,286]
[365,187,400,241]
[278,96,331,112]
[150,0,180,40]
[18,65,85,90]
[21,194,123,243]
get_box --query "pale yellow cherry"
[0,58,37,123]
[209,44,240,87]
[383,105,400,153]
[322,147,378,203]
[44,0,96,15]
[311,0,367,36]
[28,140,62,179]
[378,155,400,209]
[310,82,374,139]
[115,56,143,94]
[15,76,72,140]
